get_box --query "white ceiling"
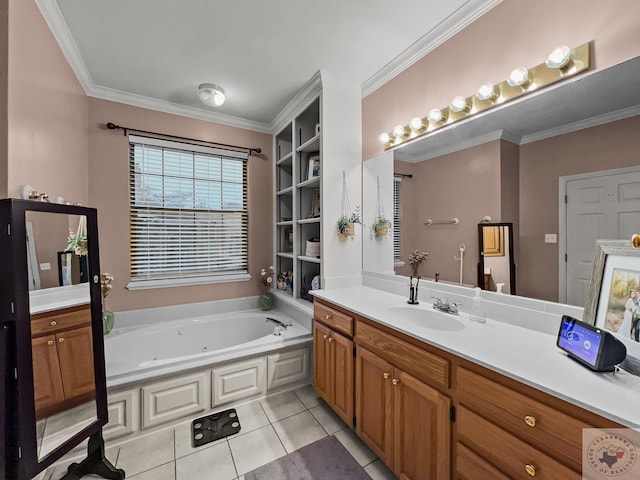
[37,0,501,132]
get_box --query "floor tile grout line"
[227,435,241,479]
[173,429,177,480]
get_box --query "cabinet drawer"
[456,443,510,480]
[314,301,353,337]
[356,320,449,389]
[31,305,91,336]
[457,367,590,471]
[458,406,579,479]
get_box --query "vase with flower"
[408,250,428,304]
[101,273,115,334]
[259,266,275,311]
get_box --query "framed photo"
[307,154,320,181]
[309,189,320,218]
[283,227,293,252]
[583,239,640,343]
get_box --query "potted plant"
[337,206,360,238]
[371,215,392,237]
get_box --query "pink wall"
[0,1,7,197]
[363,0,640,160]
[6,0,88,203]
[88,98,273,312]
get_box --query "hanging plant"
[66,216,88,256]
[369,176,391,238]
[337,170,360,238]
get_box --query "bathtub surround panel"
[104,390,137,441]
[141,372,207,429]
[213,358,266,406]
[267,349,310,390]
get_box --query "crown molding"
[270,71,323,134]
[520,104,640,145]
[361,0,503,98]
[88,85,272,133]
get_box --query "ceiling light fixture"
[198,83,226,107]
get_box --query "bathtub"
[104,309,312,388]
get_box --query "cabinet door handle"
[524,415,537,428]
[392,378,399,386]
[524,464,536,477]
[325,314,332,321]
[323,334,328,340]
[383,372,390,379]
[328,336,333,343]
[47,340,54,346]
[58,337,65,343]
[50,320,57,326]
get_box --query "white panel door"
[565,168,640,306]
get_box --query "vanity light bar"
[379,42,591,149]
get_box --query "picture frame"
[309,188,320,218]
[283,227,293,252]
[583,239,640,344]
[307,154,320,181]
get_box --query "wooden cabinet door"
[356,347,393,466]
[313,321,332,402]
[56,326,95,398]
[32,334,65,414]
[331,329,353,427]
[393,369,451,480]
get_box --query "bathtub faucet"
[266,317,292,329]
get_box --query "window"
[128,135,249,289]
[393,175,403,266]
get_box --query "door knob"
[58,337,65,343]
[47,340,54,346]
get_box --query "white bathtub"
[104,309,311,387]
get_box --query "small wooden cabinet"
[31,304,95,419]
[356,343,451,480]
[313,300,354,427]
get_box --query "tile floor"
[40,385,397,480]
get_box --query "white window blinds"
[393,176,402,264]
[128,135,248,286]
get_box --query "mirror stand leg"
[60,429,125,480]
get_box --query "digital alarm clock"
[557,315,627,372]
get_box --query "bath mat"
[191,408,241,447]
[244,435,372,480]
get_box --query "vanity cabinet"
[313,301,354,427]
[355,324,451,480]
[31,304,95,419]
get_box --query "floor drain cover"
[191,409,241,447]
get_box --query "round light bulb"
[450,96,467,113]
[379,132,391,144]
[410,117,424,131]
[507,67,529,87]
[546,45,571,69]
[427,108,443,124]
[393,125,407,137]
[476,83,496,101]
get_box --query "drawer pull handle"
[47,340,54,346]
[525,464,536,477]
[50,321,57,326]
[58,337,65,343]
[392,378,399,386]
[383,372,390,379]
[524,415,537,428]
[325,314,332,321]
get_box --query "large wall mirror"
[1,200,112,480]
[362,55,640,311]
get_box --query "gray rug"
[244,435,372,480]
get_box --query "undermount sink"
[387,306,465,331]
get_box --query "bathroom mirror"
[477,223,515,295]
[0,200,108,480]
[362,55,640,306]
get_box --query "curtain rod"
[106,122,262,156]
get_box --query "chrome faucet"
[266,317,292,329]
[431,297,461,315]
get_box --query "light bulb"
[198,83,226,107]
[427,109,443,124]
[379,132,391,144]
[476,83,497,101]
[393,125,407,137]
[546,45,571,69]
[507,67,529,87]
[410,117,424,131]
[450,96,467,113]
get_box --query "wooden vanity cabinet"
[356,322,451,480]
[31,304,95,419]
[313,300,354,427]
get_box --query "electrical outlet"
[39,262,51,271]
[545,234,557,244]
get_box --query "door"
[393,369,451,480]
[356,347,394,466]
[57,326,95,398]
[564,168,640,306]
[331,330,354,426]
[32,335,65,415]
[313,322,332,402]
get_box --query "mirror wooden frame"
[477,222,516,295]
[0,199,109,480]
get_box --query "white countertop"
[313,286,640,428]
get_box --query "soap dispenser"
[470,287,486,323]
